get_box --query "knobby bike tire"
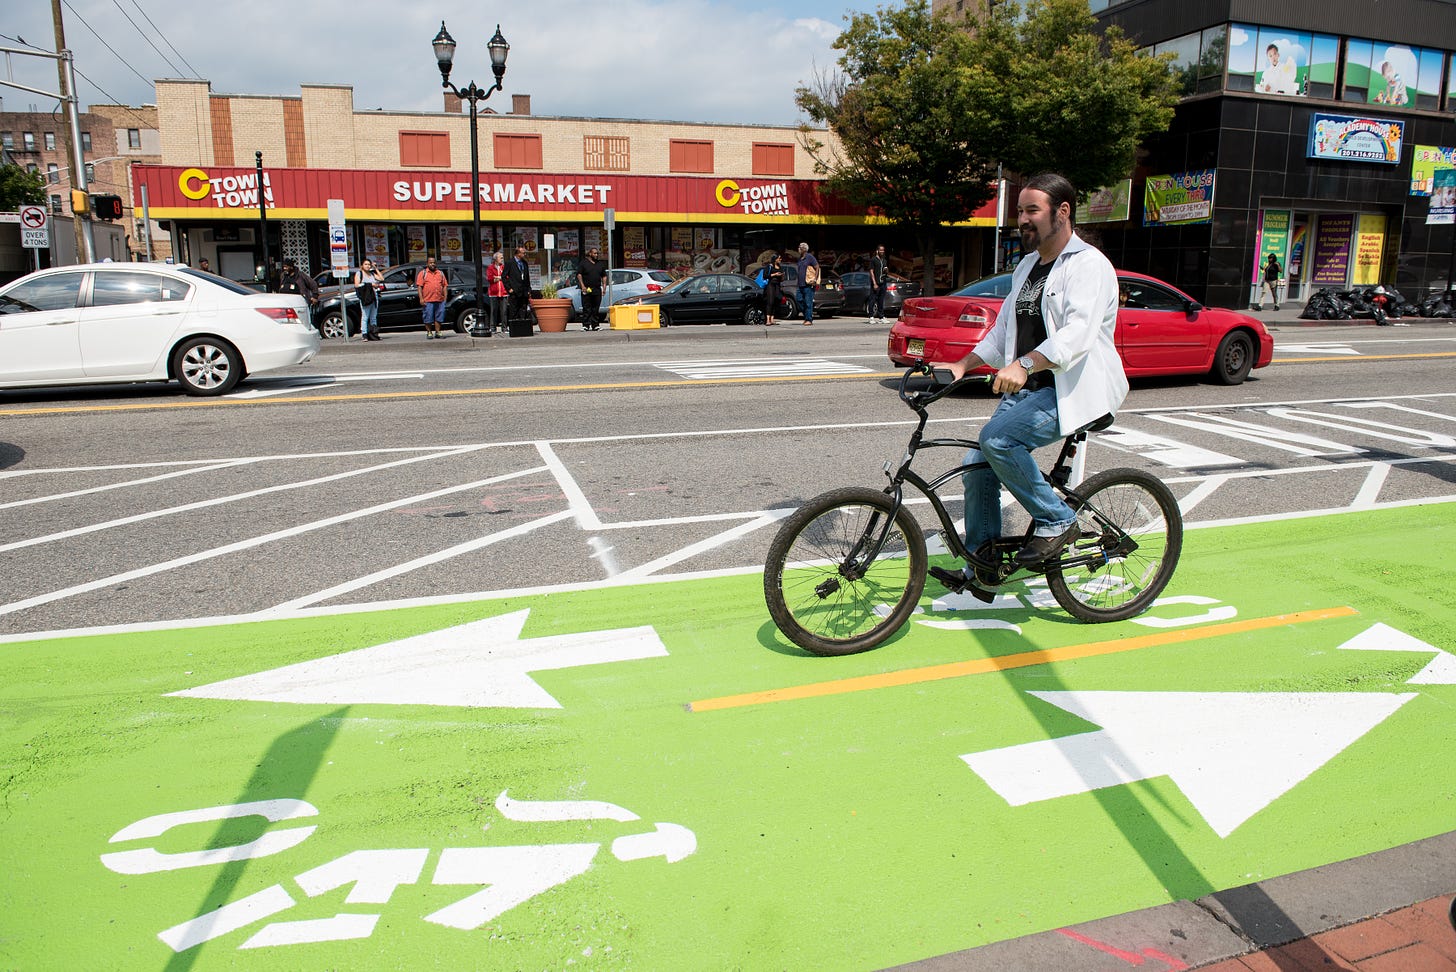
[1046,467,1183,623]
[764,487,928,655]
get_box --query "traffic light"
[70,189,90,214]
[90,194,124,220]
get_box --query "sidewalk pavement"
[894,831,1456,971]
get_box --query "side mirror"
[1186,301,1203,313]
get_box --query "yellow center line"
[688,605,1358,713]
[1271,351,1456,364]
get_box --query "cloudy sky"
[3,0,883,127]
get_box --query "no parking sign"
[19,205,49,250]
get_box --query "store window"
[669,139,714,174]
[584,135,630,171]
[494,133,543,169]
[1449,53,1456,109]
[399,131,451,167]
[1227,25,1336,98]
[44,132,56,151]
[1343,38,1445,109]
[752,142,795,176]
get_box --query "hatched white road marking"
[655,358,872,380]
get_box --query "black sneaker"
[1013,524,1081,567]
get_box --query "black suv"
[312,262,488,338]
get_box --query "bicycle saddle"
[1080,413,1115,434]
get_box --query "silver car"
[558,268,677,321]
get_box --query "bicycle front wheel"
[1047,468,1182,623]
[764,487,927,655]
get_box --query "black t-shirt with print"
[1014,258,1055,390]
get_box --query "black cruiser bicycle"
[764,366,1183,656]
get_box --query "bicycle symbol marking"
[101,790,696,953]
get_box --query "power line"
[109,0,184,77]
[60,0,154,88]
[128,0,202,79]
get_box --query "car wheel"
[172,337,243,396]
[660,309,674,326]
[780,296,799,320]
[743,305,765,327]
[1211,331,1255,385]
[318,311,347,340]
[456,306,483,333]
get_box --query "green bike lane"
[2,504,1453,970]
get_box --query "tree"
[796,0,1178,293]
[0,163,48,211]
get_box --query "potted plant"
[530,279,572,333]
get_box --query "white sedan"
[558,267,677,320]
[0,262,320,396]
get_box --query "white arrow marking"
[1279,344,1361,355]
[240,914,379,948]
[1099,428,1244,468]
[425,844,599,930]
[1336,623,1456,685]
[171,609,668,709]
[611,823,697,863]
[496,790,639,822]
[158,885,296,952]
[962,690,1416,837]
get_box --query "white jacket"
[973,232,1129,435]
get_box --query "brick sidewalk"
[1197,896,1456,971]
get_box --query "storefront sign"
[1310,214,1354,285]
[1080,179,1132,224]
[1307,113,1403,164]
[1428,170,1456,225]
[714,179,791,215]
[177,167,275,208]
[1351,214,1386,285]
[1253,210,1290,284]
[1143,170,1215,226]
[1409,145,1455,196]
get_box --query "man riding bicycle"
[933,172,1129,591]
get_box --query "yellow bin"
[610,304,661,329]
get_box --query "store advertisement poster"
[514,226,539,253]
[438,226,464,262]
[1428,169,1456,225]
[1307,114,1403,164]
[1254,210,1290,283]
[583,227,603,252]
[1080,179,1132,224]
[558,229,579,257]
[363,225,389,263]
[1351,214,1386,285]
[670,227,694,254]
[1310,214,1354,285]
[694,228,716,252]
[406,225,427,259]
[1143,169,1215,226]
[1408,145,1455,196]
[623,226,647,267]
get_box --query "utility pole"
[50,0,92,263]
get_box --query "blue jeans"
[961,385,1076,552]
[360,299,379,336]
[798,285,815,322]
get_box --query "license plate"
[908,338,925,356]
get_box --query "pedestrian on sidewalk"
[763,252,784,325]
[486,251,508,334]
[416,257,449,339]
[278,258,321,328]
[354,259,384,341]
[577,247,606,331]
[504,246,532,331]
[797,242,820,326]
[867,244,888,324]
[1255,252,1283,311]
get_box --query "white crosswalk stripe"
[654,358,873,380]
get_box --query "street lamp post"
[433,22,509,336]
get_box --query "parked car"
[888,270,1274,385]
[838,270,923,316]
[617,272,767,326]
[0,262,319,396]
[311,261,487,338]
[770,264,845,319]
[558,268,677,321]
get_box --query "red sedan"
[888,270,1274,385]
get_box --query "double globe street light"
[432,22,510,335]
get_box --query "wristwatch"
[1017,355,1036,374]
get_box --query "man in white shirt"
[934,172,1128,587]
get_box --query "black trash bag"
[1300,288,1346,320]
[1420,292,1455,318]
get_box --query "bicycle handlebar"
[898,365,989,408]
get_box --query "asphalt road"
[2,317,1454,637]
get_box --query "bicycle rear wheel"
[1047,468,1182,623]
[764,487,927,655]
